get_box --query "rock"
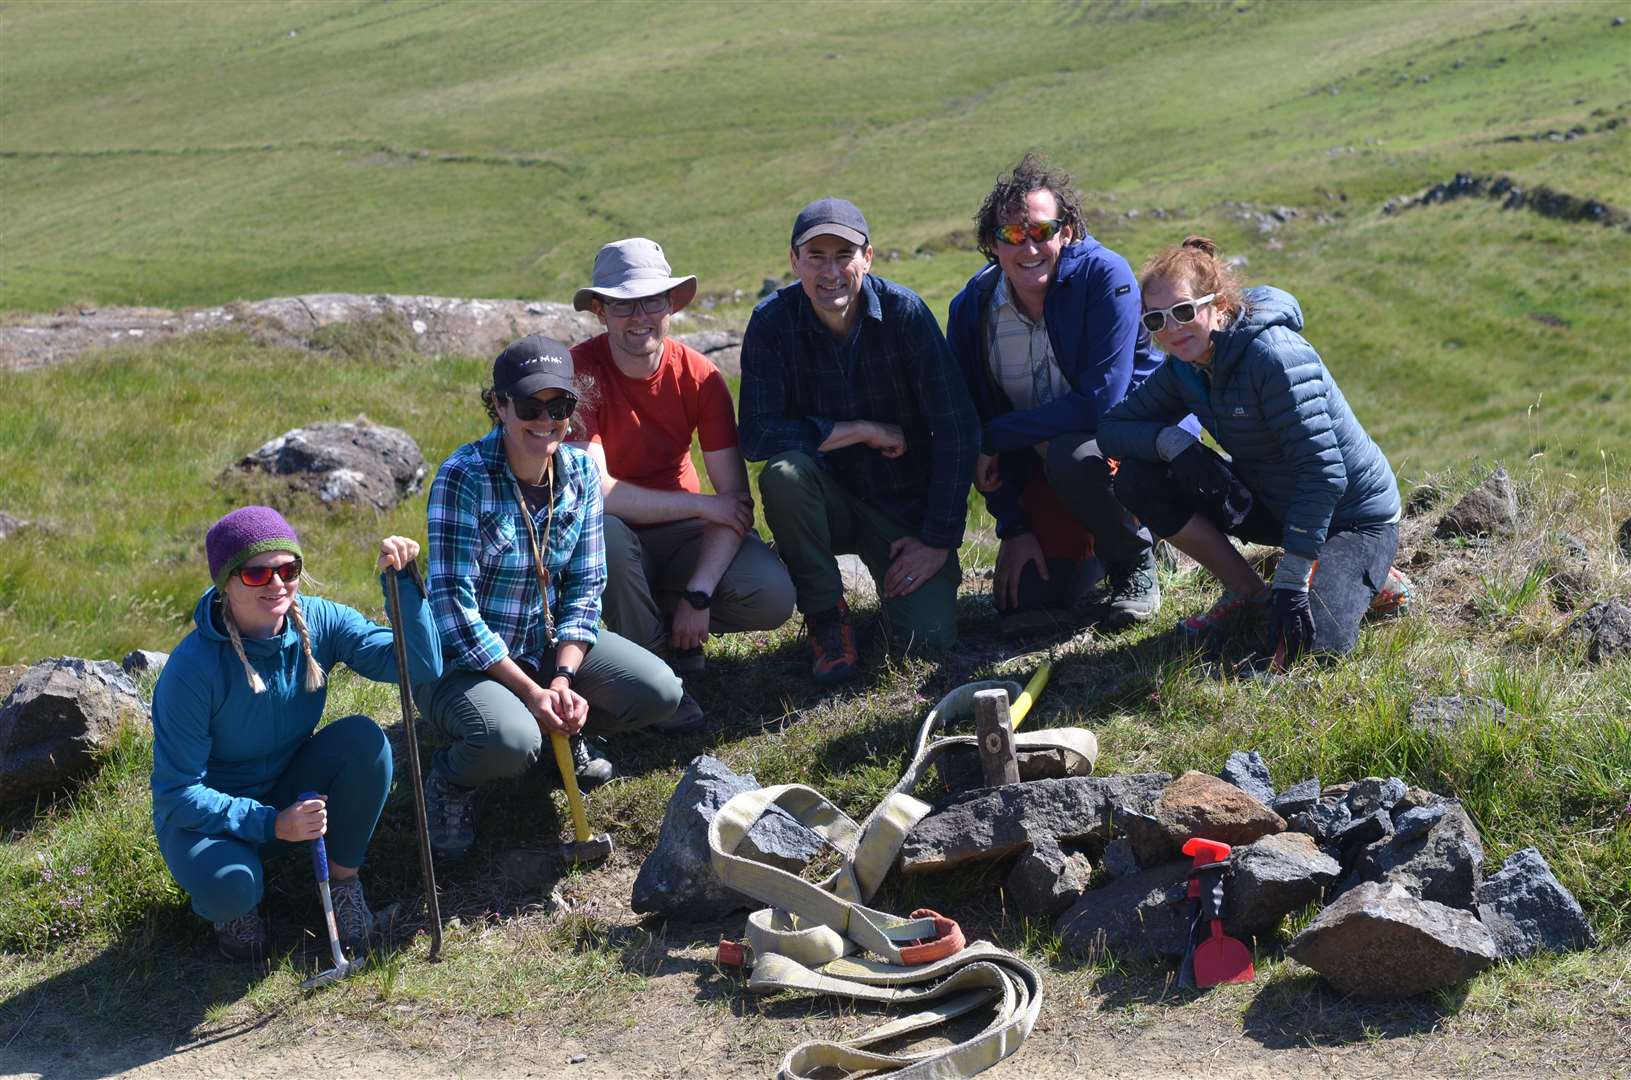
[1343,777,1407,817]
[673,330,743,379]
[1005,837,1093,918]
[231,419,426,510]
[120,649,170,676]
[1408,695,1510,736]
[1218,750,1276,806]
[1225,832,1342,938]
[1101,836,1140,877]
[0,657,149,803]
[1153,771,1285,850]
[1333,808,1394,857]
[899,774,1168,873]
[1618,516,1631,558]
[1270,778,1321,818]
[1120,810,1180,868]
[1055,859,1192,960]
[1393,786,1441,815]
[1392,802,1449,842]
[0,511,29,539]
[1566,600,1631,663]
[1288,798,1351,844]
[631,756,825,919]
[1287,881,1499,1000]
[758,277,782,298]
[837,553,877,602]
[1435,467,1517,538]
[933,743,1082,794]
[1350,801,1483,910]
[1476,848,1598,959]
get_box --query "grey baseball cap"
[791,197,869,249]
[493,334,575,398]
[571,237,698,313]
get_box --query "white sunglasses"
[1141,293,1215,334]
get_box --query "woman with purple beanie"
[150,506,442,962]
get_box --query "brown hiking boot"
[807,600,858,685]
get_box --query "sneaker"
[1368,565,1412,617]
[650,688,708,734]
[424,769,476,861]
[213,910,268,963]
[1096,548,1162,631]
[807,600,859,685]
[669,645,706,676]
[570,734,617,789]
[1179,588,1270,640]
[328,875,374,955]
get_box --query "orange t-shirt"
[571,335,739,493]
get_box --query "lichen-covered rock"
[1,657,149,803]
[1476,847,1597,959]
[231,419,426,510]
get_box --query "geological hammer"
[548,733,614,867]
[298,791,364,990]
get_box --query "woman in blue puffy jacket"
[1099,236,1408,664]
[151,506,442,962]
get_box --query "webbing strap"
[708,679,1095,1079]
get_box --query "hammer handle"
[299,790,330,883]
[549,732,594,844]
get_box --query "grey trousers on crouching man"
[416,631,682,788]
[599,515,797,656]
[1114,452,1398,656]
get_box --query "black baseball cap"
[791,197,869,249]
[493,334,575,398]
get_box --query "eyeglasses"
[601,294,670,318]
[1141,294,1216,334]
[236,560,302,587]
[506,394,577,422]
[992,219,1064,246]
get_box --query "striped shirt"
[427,428,605,671]
[987,275,1069,412]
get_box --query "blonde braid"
[286,597,326,692]
[220,601,268,695]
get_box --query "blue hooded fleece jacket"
[1099,287,1400,558]
[150,572,442,845]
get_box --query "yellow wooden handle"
[549,732,593,843]
[1009,662,1052,732]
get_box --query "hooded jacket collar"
[192,588,298,655]
[1208,286,1304,377]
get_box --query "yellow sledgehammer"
[1008,661,1052,731]
[549,732,614,867]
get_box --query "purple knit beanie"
[206,506,304,589]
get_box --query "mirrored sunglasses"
[236,559,302,587]
[1141,293,1216,334]
[602,294,670,318]
[993,218,1063,246]
[507,394,577,422]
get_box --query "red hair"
[1138,235,1245,319]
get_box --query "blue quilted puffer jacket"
[1099,287,1399,558]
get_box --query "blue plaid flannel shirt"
[738,274,980,550]
[427,428,605,671]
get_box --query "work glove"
[1268,587,1315,668]
[1169,444,1254,528]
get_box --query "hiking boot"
[1095,548,1162,631]
[1368,565,1412,618]
[1179,588,1270,640]
[669,645,706,676]
[807,600,859,685]
[650,687,708,734]
[213,910,268,963]
[329,875,374,956]
[570,734,617,789]
[424,769,476,861]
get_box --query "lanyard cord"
[507,454,557,649]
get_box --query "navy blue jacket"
[946,237,1159,538]
[1099,287,1400,558]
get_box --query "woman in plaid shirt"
[415,335,682,860]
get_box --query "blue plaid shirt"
[427,428,605,671]
[739,275,980,550]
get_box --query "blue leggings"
[156,714,392,923]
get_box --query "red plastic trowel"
[1179,837,1255,988]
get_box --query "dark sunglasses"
[993,218,1063,246]
[1140,293,1216,334]
[236,559,302,587]
[506,394,577,422]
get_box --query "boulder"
[631,755,825,919]
[1566,600,1631,663]
[1287,881,1499,1000]
[0,657,149,803]
[120,650,170,676]
[1224,832,1342,939]
[1055,859,1192,960]
[1218,750,1276,806]
[1270,778,1321,818]
[1348,800,1483,910]
[1153,770,1286,850]
[899,774,1170,873]
[1409,695,1509,737]
[1435,467,1517,538]
[231,419,426,510]
[1005,837,1093,918]
[1476,847,1597,959]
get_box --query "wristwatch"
[551,665,577,686]
[683,589,713,611]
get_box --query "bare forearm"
[818,421,878,453]
[688,524,745,594]
[601,475,709,525]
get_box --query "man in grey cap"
[569,238,795,728]
[740,200,980,683]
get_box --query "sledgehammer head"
[560,832,614,867]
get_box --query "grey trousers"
[600,515,797,655]
[417,631,682,788]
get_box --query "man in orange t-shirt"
[569,238,795,731]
